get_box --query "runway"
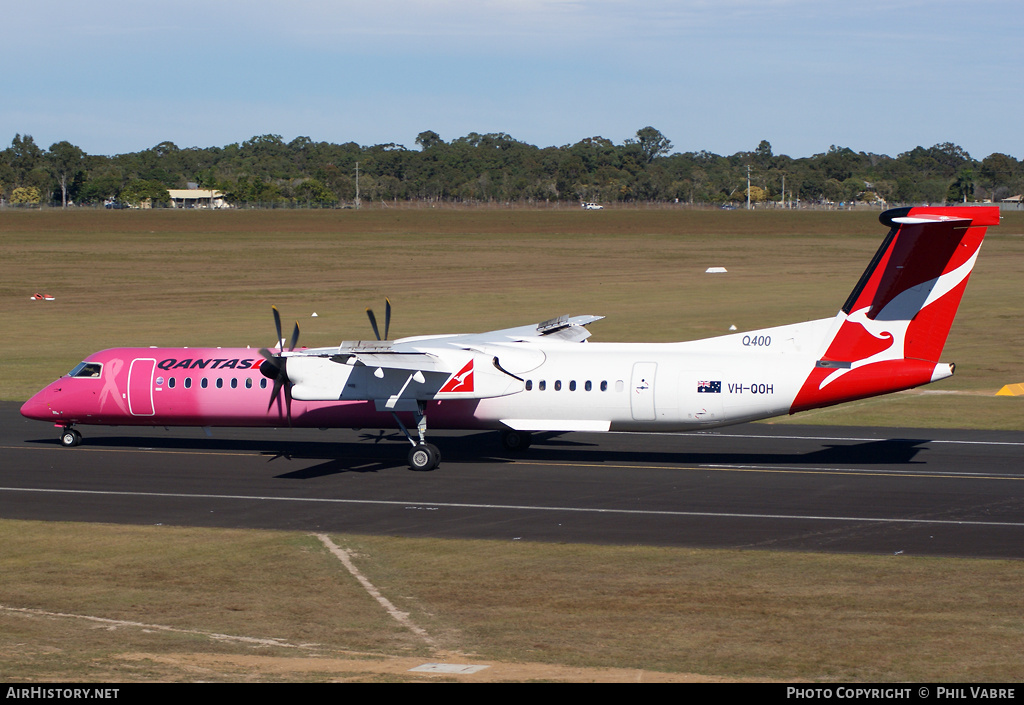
[3,402,1024,558]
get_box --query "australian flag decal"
[697,380,721,394]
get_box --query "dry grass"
[3,207,1022,427]
[1,520,1021,682]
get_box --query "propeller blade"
[268,374,285,412]
[384,298,391,340]
[262,308,296,425]
[283,380,293,427]
[272,306,283,349]
[367,307,381,341]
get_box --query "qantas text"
[157,358,261,371]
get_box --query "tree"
[416,130,443,150]
[10,186,41,205]
[947,169,975,203]
[295,178,337,205]
[978,153,1017,191]
[48,141,85,207]
[754,140,773,169]
[8,134,43,186]
[746,185,767,204]
[119,179,170,207]
[633,126,673,164]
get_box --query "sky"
[3,0,1022,160]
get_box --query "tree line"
[1,129,1022,208]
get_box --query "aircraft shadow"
[442,434,931,468]
[22,430,931,476]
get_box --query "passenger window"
[615,380,624,392]
[569,380,576,391]
[585,381,592,391]
[246,378,253,389]
[216,378,223,389]
[600,381,608,392]
[184,378,192,389]
[168,377,175,389]
[539,380,546,391]
[260,379,268,389]
[525,380,533,391]
[554,380,562,391]
[201,378,208,389]
[231,378,238,389]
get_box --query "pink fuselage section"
[20,348,488,431]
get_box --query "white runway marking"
[3,485,1024,528]
[315,533,437,648]
[0,604,312,649]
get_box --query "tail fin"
[790,206,999,414]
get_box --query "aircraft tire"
[408,443,440,471]
[501,430,532,451]
[60,429,81,447]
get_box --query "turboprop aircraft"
[21,206,999,471]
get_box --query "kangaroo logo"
[439,360,474,394]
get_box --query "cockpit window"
[68,362,103,378]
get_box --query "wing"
[388,313,604,347]
[276,314,603,404]
[282,314,602,361]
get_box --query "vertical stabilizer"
[790,206,998,413]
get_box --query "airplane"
[20,205,1000,471]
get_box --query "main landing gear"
[407,442,441,472]
[393,402,441,471]
[59,426,82,447]
[500,429,533,451]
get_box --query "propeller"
[259,306,300,425]
[365,298,391,341]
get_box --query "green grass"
[3,208,1022,427]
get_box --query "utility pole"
[354,162,361,209]
[746,165,751,210]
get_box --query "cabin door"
[630,362,657,421]
[127,358,156,416]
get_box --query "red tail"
[791,206,998,414]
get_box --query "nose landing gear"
[59,427,82,447]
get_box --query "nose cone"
[20,386,55,421]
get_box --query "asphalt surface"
[3,401,1023,558]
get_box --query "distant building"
[168,189,229,209]
[999,194,1022,210]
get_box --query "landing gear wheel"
[408,443,441,471]
[501,430,532,451]
[59,429,81,447]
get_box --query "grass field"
[3,207,1022,427]
[2,520,1022,682]
[2,208,1023,682]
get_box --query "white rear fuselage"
[468,317,835,432]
